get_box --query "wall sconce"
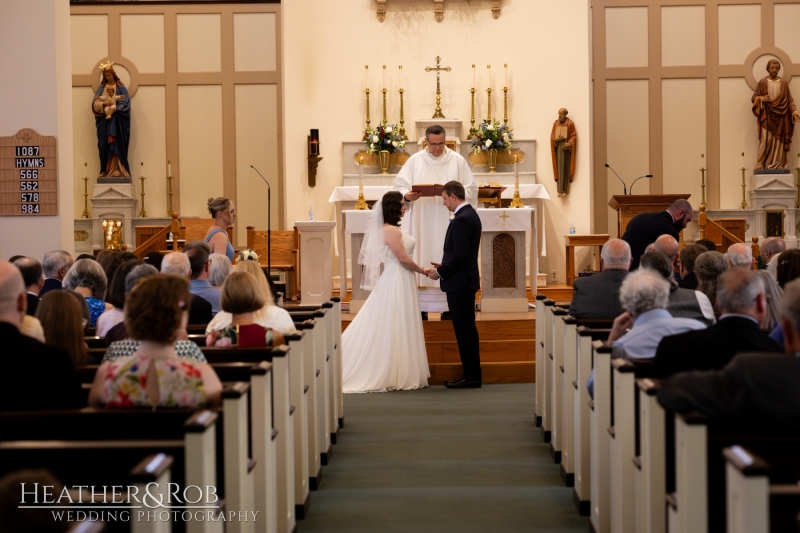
[307,129,323,187]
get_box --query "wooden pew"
[292,320,323,492]
[540,299,557,442]
[284,329,311,519]
[573,326,611,516]
[550,307,569,464]
[534,294,547,428]
[590,340,613,533]
[634,378,667,533]
[201,347,292,533]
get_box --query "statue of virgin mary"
[92,62,131,179]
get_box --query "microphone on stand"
[629,174,654,195]
[605,163,628,195]
[250,165,271,285]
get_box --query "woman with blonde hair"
[206,270,285,347]
[36,291,89,366]
[205,259,296,335]
[204,197,236,262]
[694,251,730,318]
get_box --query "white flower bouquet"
[237,249,259,263]
[471,119,513,154]
[363,120,406,154]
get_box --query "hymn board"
[0,128,58,216]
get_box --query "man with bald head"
[727,242,754,268]
[760,237,785,268]
[0,260,82,410]
[13,257,44,316]
[569,238,631,319]
[622,199,693,270]
[161,252,213,324]
[653,234,681,282]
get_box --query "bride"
[342,191,430,393]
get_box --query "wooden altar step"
[342,311,536,385]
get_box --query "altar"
[341,207,537,313]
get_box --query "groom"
[426,181,482,388]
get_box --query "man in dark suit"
[0,260,83,411]
[569,238,630,319]
[428,181,482,389]
[161,252,213,324]
[652,268,783,378]
[622,199,693,270]
[39,250,73,298]
[657,277,800,426]
[12,257,43,316]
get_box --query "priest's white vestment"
[393,146,478,312]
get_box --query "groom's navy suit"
[438,203,482,382]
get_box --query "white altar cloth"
[328,183,550,203]
[478,207,533,232]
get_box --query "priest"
[394,124,478,318]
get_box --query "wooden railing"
[696,205,760,267]
[132,212,181,259]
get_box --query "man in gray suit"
[569,239,631,319]
[658,277,800,427]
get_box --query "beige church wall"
[282,0,592,283]
[592,0,800,239]
[605,80,651,234]
[178,85,224,217]
[234,84,280,244]
[0,0,74,260]
[70,4,283,248]
[606,7,649,68]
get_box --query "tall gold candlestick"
[382,65,387,123]
[795,153,800,208]
[365,88,371,130]
[398,65,406,139]
[699,154,707,210]
[740,152,748,209]
[510,154,523,208]
[139,162,147,217]
[81,162,90,218]
[364,65,371,129]
[355,157,368,210]
[486,64,492,122]
[166,160,174,216]
[469,87,477,138]
[503,63,509,125]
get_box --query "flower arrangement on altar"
[363,121,406,154]
[237,249,259,263]
[471,119,513,154]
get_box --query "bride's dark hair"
[382,191,404,226]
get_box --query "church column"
[0,0,74,259]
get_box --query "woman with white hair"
[63,258,112,327]
[208,253,232,289]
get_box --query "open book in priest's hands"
[411,184,445,197]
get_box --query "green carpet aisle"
[300,383,588,532]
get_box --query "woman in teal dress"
[205,197,236,262]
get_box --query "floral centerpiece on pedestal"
[471,119,513,154]
[363,121,406,154]
[237,249,259,263]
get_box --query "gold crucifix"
[425,56,451,119]
[498,211,510,227]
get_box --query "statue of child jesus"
[93,86,125,120]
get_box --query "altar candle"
[487,65,492,90]
[168,160,171,176]
[359,157,364,195]
[84,162,87,178]
[364,65,369,90]
[398,65,403,90]
[504,63,508,88]
[472,64,476,88]
[141,162,144,177]
[514,154,519,191]
[742,152,745,168]
[382,65,386,90]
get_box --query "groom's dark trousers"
[438,203,482,382]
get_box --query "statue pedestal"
[296,221,336,305]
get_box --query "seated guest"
[7,255,25,264]
[207,260,297,335]
[161,252,212,324]
[760,237,785,269]
[767,251,781,279]
[76,253,95,261]
[776,248,800,289]
[0,260,82,411]
[726,242,753,268]
[653,234,681,282]
[97,251,124,301]
[208,253,232,289]
[696,238,717,252]
[65,290,91,335]
[651,268,783,378]
[677,243,707,290]
[586,268,706,396]
[35,291,91,366]
[183,241,221,314]
[206,271,285,347]
[40,250,73,297]
[142,251,164,272]
[96,259,142,338]
[757,270,783,330]
[89,275,222,408]
[695,251,729,318]
[62,258,112,327]
[568,239,630,319]
[657,278,800,427]
[639,251,715,325]
[104,264,158,345]
[19,315,45,342]
[12,257,43,316]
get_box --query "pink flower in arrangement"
[215,337,232,348]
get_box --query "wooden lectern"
[608,194,691,238]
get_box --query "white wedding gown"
[342,233,430,393]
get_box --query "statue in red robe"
[550,108,577,197]
[751,59,800,170]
